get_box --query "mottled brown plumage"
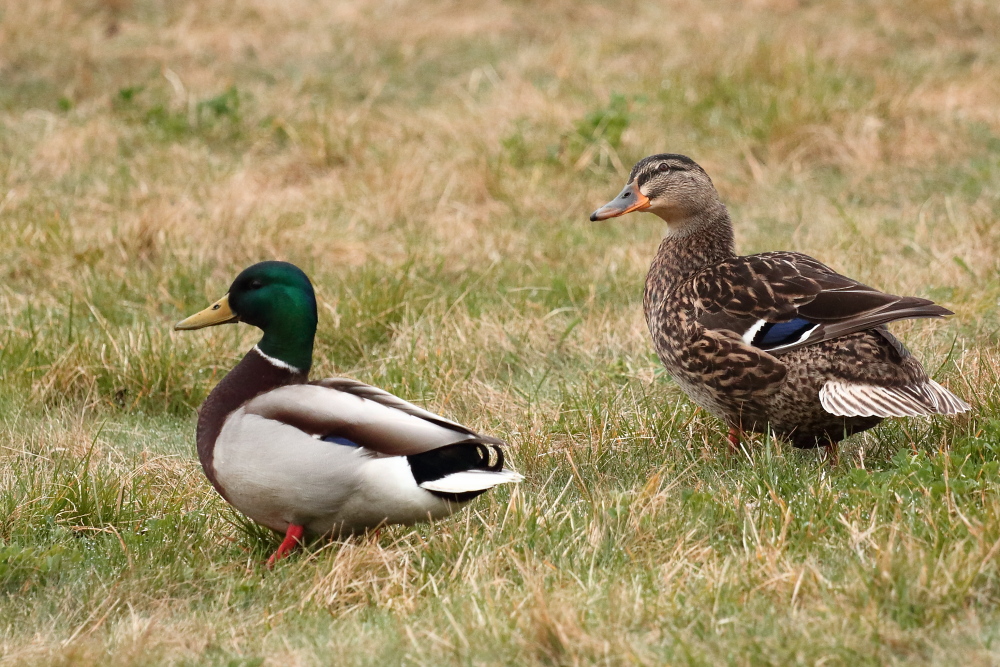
[591,154,969,452]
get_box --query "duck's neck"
[195,347,309,500]
[646,204,736,296]
[257,308,316,373]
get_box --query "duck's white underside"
[213,409,515,536]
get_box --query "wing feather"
[692,252,951,354]
[311,377,503,442]
[244,381,502,456]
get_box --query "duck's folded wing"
[243,381,499,456]
[310,378,503,443]
[692,252,952,354]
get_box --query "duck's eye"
[657,163,671,173]
[249,280,264,290]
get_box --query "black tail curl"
[407,439,506,503]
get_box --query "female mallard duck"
[591,154,969,457]
[176,261,522,565]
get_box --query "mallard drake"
[590,154,969,457]
[175,261,522,565]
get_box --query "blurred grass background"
[2,0,1000,664]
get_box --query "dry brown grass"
[3,0,1000,664]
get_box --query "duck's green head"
[176,261,318,372]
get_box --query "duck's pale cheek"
[653,203,693,228]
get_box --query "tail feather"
[419,469,523,494]
[408,439,521,502]
[925,379,971,414]
[820,379,970,418]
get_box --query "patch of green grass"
[556,93,634,169]
[112,83,248,147]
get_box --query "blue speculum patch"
[321,434,361,447]
[754,317,817,348]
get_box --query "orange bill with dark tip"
[589,181,651,221]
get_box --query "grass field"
[2,0,1000,664]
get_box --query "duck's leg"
[727,427,742,454]
[823,440,840,466]
[266,523,305,568]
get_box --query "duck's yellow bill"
[175,294,238,330]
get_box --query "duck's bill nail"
[175,294,238,330]
[589,182,651,221]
